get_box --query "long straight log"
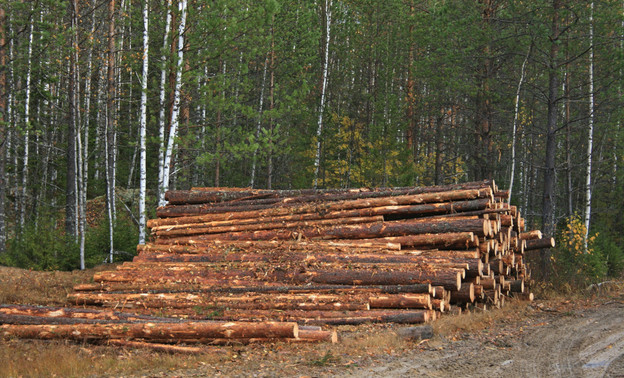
[152,188,493,223]
[107,339,208,353]
[157,218,490,244]
[75,282,432,295]
[152,215,385,238]
[302,270,462,291]
[356,232,476,250]
[0,304,183,323]
[172,180,495,206]
[368,294,431,309]
[151,199,491,236]
[137,240,402,255]
[1,321,299,341]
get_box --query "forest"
[0,0,622,278]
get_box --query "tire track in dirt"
[343,302,624,378]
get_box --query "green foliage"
[592,231,624,278]
[0,219,78,271]
[550,215,623,289]
[84,217,139,267]
[0,215,138,271]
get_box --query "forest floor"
[1,266,623,377]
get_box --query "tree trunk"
[584,2,594,252]
[542,0,561,243]
[250,55,268,189]
[138,0,149,245]
[161,0,187,204]
[0,5,6,253]
[313,0,332,189]
[66,0,79,240]
[508,45,531,204]
[106,0,117,264]
[157,0,173,206]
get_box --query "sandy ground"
[344,300,624,378]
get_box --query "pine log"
[509,279,525,293]
[431,299,446,312]
[524,237,555,250]
[1,321,299,341]
[357,232,476,250]
[152,199,491,236]
[519,230,543,240]
[301,311,431,326]
[152,188,493,223]
[107,339,208,353]
[74,282,432,295]
[368,294,431,309]
[449,283,475,304]
[512,292,534,301]
[138,240,402,255]
[157,218,490,244]
[303,269,462,291]
[0,305,181,323]
[152,216,384,238]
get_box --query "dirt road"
[345,301,624,377]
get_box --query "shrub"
[551,215,607,288]
[0,215,138,271]
[0,219,79,271]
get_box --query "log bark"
[449,283,475,304]
[357,232,476,250]
[157,218,490,244]
[1,321,299,341]
[368,294,431,309]
[524,237,555,250]
[107,339,208,353]
[302,269,462,290]
[153,188,492,221]
[519,230,543,240]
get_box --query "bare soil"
[345,298,624,378]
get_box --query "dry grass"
[0,265,111,306]
[433,299,532,337]
[0,339,228,377]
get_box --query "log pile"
[1,180,554,348]
[0,304,336,350]
[69,180,552,324]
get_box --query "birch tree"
[20,12,34,228]
[138,0,149,244]
[0,5,6,254]
[584,1,594,251]
[160,0,187,205]
[313,0,332,189]
[157,0,173,206]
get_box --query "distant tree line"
[0,0,622,271]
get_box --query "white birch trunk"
[138,0,149,244]
[584,2,594,251]
[507,45,530,204]
[160,0,187,206]
[20,15,34,227]
[313,0,332,189]
[158,0,173,206]
[250,55,269,189]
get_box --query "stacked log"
[28,179,550,347]
[0,304,337,350]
